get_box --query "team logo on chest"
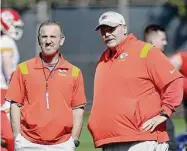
[58,69,68,76]
[119,52,128,60]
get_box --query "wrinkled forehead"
[39,24,62,35]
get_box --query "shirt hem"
[21,132,71,145]
[94,134,169,148]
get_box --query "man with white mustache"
[88,11,183,151]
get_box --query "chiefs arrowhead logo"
[101,15,108,20]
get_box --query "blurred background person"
[169,51,187,131]
[0,8,24,119]
[144,24,167,51]
[144,24,177,151]
[1,91,14,151]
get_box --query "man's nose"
[46,37,52,43]
[104,31,110,37]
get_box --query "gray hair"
[38,20,64,37]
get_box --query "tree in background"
[168,0,187,17]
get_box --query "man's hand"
[142,115,168,132]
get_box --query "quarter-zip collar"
[104,33,137,61]
[33,52,71,70]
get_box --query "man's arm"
[72,107,84,140]
[2,54,13,83]
[10,102,21,138]
[142,77,183,132]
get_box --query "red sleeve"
[1,111,14,151]
[5,67,25,104]
[1,89,7,105]
[71,70,87,107]
[184,77,187,98]
[160,77,183,116]
[146,48,183,90]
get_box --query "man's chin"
[42,50,58,56]
[106,43,117,49]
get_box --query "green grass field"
[77,114,186,151]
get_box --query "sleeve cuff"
[160,105,174,117]
[72,103,86,109]
[5,97,23,105]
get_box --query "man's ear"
[38,35,41,46]
[60,36,65,46]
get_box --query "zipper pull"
[45,91,50,110]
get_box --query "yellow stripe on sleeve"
[19,62,28,74]
[0,48,13,53]
[72,66,80,77]
[140,43,153,58]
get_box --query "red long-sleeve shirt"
[88,34,183,147]
[179,52,187,99]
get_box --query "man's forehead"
[40,24,61,34]
[149,30,163,38]
[157,30,166,37]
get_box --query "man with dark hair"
[144,24,177,151]
[6,20,87,151]
[144,24,167,51]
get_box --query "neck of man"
[109,48,117,58]
[109,35,127,54]
[41,50,60,66]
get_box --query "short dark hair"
[38,20,64,37]
[144,24,165,41]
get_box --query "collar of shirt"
[33,52,71,70]
[104,33,137,61]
